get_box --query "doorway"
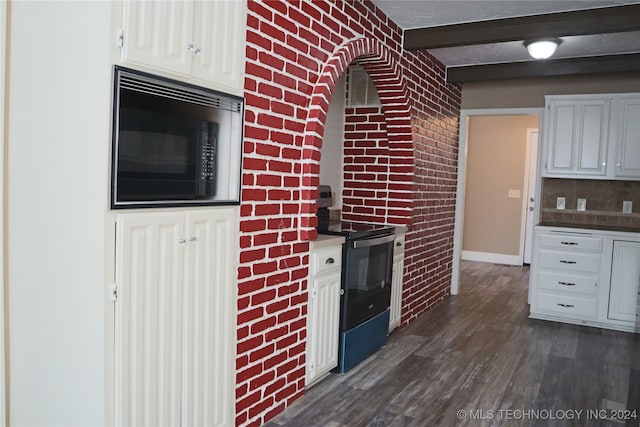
[451,108,543,294]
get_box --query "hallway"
[267,261,640,426]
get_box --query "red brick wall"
[342,105,392,223]
[238,1,461,425]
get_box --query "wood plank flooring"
[265,261,640,427]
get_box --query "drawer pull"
[559,260,577,264]
[558,281,576,286]
[325,257,335,264]
[557,303,575,308]
[560,241,578,246]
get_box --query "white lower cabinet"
[530,227,640,333]
[306,238,343,387]
[389,233,405,332]
[114,208,237,426]
[608,241,640,323]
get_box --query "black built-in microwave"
[111,67,243,208]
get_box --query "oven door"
[341,233,394,331]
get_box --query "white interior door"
[523,129,539,264]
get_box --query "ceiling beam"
[404,5,640,50]
[446,53,640,83]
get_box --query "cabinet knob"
[395,242,402,247]
[190,236,198,243]
[325,257,335,264]
[178,238,187,245]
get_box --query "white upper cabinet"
[543,93,640,180]
[190,0,246,91]
[544,97,610,176]
[120,1,193,75]
[613,96,640,178]
[118,0,246,94]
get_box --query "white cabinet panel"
[115,209,236,427]
[115,212,185,427]
[538,233,602,252]
[537,271,598,296]
[191,0,246,91]
[537,292,598,319]
[306,240,342,387]
[537,250,601,274]
[608,241,640,322]
[614,97,640,178]
[307,273,341,382]
[547,103,577,172]
[544,97,609,177]
[182,211,235,427]
[389,235,405,332]
[121,0,193,75]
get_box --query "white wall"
[7,2,111,424]
[0,1,7,423]
[319,74,346,207]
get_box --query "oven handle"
[352,234,395,249]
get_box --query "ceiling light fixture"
[524,39,561,60]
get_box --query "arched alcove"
[300,38,414,240]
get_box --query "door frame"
[1,0,7,422]
[522,128,539,264]
[451,108,544,295]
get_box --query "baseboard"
[461,250,522,266]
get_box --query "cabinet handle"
[190,236,198,243]
[558,281,575,286]
[325,257,335,264]
[395,242,402,247]
[559,260,577,264]
[560,241,578,246]
[557,303,574,308]
[187,43,201,55]
[178,238,187,245]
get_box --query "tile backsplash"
[541,178,640,230]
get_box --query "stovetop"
[319,221,395,240]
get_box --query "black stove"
[319,221,395,240]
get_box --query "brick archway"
[300,38,414,240]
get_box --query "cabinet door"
[614,97,640,178]
[115,212,186,427]
[191,0,246,91]
[121,0,193,76]
[183,209,236,427]
[307,272,341,385]
[545,99,609,176]
[608,241,640,323]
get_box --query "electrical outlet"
[556,197,566,210]
[508,189,521,199]
[577,198,587,212]
[623,201,633,214]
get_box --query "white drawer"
[538,233,602,252]
[311,246,342,275]
[537,250,601,274]
[537,271,598,296]
[393,236,405,256]
[536,292,598,319]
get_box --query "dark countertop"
[538,222,640,234]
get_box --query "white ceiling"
[371,0,640,66]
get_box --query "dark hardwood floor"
[265,261,640,427]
